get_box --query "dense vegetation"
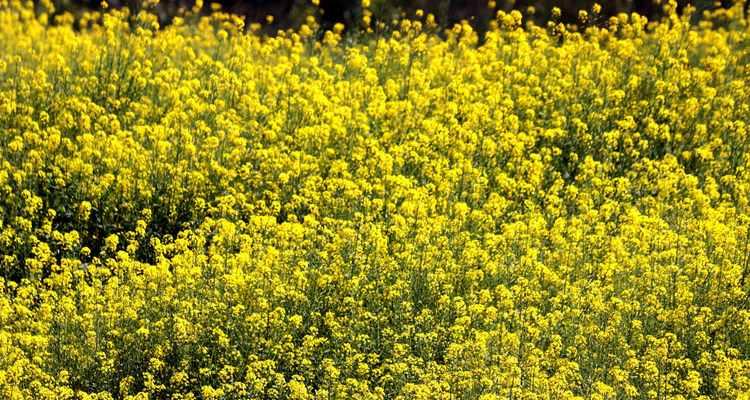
[1,0,750,398]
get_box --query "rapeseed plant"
[1,0,750,398]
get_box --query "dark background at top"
[40,0,747,33]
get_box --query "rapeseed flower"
[1,0,750,398]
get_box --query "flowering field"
[1,0,750,399]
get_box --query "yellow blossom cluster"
[1,1,750,398]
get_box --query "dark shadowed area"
[37,0,748,33]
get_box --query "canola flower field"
[2,0,750,398]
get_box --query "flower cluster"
[1,1,750,398]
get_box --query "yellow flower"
[1,1,750,399]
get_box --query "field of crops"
[1,1,750,398]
